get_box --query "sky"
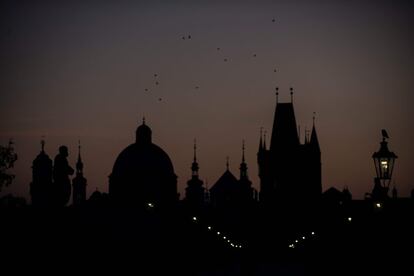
[1,0,414,201]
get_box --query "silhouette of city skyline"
[2,92,413,275]
[1,2,414,275]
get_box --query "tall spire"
[242,140,245,163]
[310,113,320,152]
[263,130,267,150]
[191,139,199,177]
[259,127,263,151]
[226,156,230,171]
[76,140,84,175]
[142,116,146,125]
[312,112,316,127]
[290,87,294,103]
[240,140,248,180]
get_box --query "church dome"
[111,143,175,179]
[109,121,177,206]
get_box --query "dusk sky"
[1,0,413,201]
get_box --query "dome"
[111,143,175,178]
[109,124,177,206]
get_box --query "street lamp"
[371,129,397,201]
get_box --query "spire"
[191,139,199,177]
[304,126,309,144]
[290,87,294,103]
[242,140,245,163]
[259,127,263,151]
[312,112,316,127]
[240,140,248,180]
[40,136,45,153]
[263,130,267,150]
[76,140,84,175]
[226,156,230,171]
[142,116,146,125]
[310,113,320,152]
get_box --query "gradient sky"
[1,0,413,201]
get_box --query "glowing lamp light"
[376,203,382,208]
[311,232,315,235]
[348,217,352,222]
[147,202,154,208]
[295,240,298,243]
[372,130,397,200]
[192,216,197,221]
[207,226,212,230]
[302,236,306,240]
[223,236,227,240]
[217,231,221,235]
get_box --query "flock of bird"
[143,18,278,102]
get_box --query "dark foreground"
[1,199,413,275]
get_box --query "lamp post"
[371,130,397,202]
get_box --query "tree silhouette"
[0,140,18,191]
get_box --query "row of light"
[192,216,244,249]
[288,202,384,249]
[146,201,382,251]
[288,231,315,249]
[146,203,244,248]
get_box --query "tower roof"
[270,102,299,151]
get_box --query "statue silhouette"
[53,145,74,206]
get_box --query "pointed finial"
[290,87,293,103]
[298,125,301,142]
[41,136,45,152]
[226,156,229,171]
[313,112,316,127]
[259,127,263,150]
[78,139,82,159]
[193,138,197,162]
[275,87,279,104]
[263,130,267,149]
[142,116,146,125]
[242,140,245,163]
[305,126,308,144]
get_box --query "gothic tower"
[258,88,322,209]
